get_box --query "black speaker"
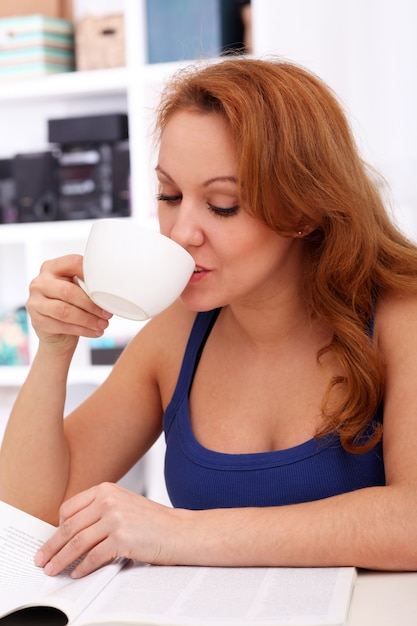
[13,152,59,222]
[0,158,18,223]
[112,141,131,216]
[56,143,112,220]
[0,158,12,179]
[48,113,129,145]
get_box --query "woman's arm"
[173,292,417,571]
[0,345,73,521]
[34,473,417,577]
[34,291,417,573]
[0,255,113,520]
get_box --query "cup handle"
[73,276,89,296]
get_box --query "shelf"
[0,0,224,394]
[0,365,111,388]
[0,366,29,387]
[0,62,197,105]
[0,67,129,103]
[0,219,96,244]
[0,217,160,245]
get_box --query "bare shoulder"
[373,290,417,485]
[374,290,417,356]
[117,300,198,407]
[129,299,197,357]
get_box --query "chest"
[188,337,339,454]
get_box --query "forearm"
[173,485,417,571]
[0,345,74,523]
[32,481,417,579]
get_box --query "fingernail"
[44,562,55,576]
[34,549,45,567]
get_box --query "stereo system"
[0,113,131,223]
[14,151,59,222]
[0,158,17,223]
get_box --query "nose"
[166,201,205,249]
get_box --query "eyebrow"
[155,165,237,188]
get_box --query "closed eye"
[157,193,239,217]
[156,193,182,205]
[208,204,239,217]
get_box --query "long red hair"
[156,57,417,452]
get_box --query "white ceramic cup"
[78,219,194,321]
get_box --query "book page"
[0,501,125,624]
[74,562,356,626]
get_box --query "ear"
[294,224,315,238]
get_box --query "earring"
[297,225,314,237]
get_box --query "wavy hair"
[155,57,417,452]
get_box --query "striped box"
[0,15,74,79]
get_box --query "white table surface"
[349,570,417,625]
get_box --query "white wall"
[252,0,417,239]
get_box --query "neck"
[220,292,316,353]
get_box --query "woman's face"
[156,110,303,312]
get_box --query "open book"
[0,500,356,626]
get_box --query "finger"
[35,488,97,568]
[35,507,102,575]
[70,537,118,579]
[50,485,129,578]
[31,267,110,320]
[30,307,110,340]
[46,522,108,577]
[40,254,84,278]
[29,255,111,319]
[29,279,112,338]
[59,485,99,525]
[41,299,111,338]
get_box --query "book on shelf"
[0,500,356,626]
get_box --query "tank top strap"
[163,308,221,435]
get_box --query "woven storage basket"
[75,13,125,70]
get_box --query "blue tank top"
[163,309,385,509]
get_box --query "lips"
[190,265,209,283]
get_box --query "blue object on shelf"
[146,0,221,63]
[0,306,30,366]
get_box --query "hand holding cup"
[78,219,194,321]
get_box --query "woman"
[1,57,417,577]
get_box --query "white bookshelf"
[0,67,129,102]
[0,0,235,388]
[0,1,158,386]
